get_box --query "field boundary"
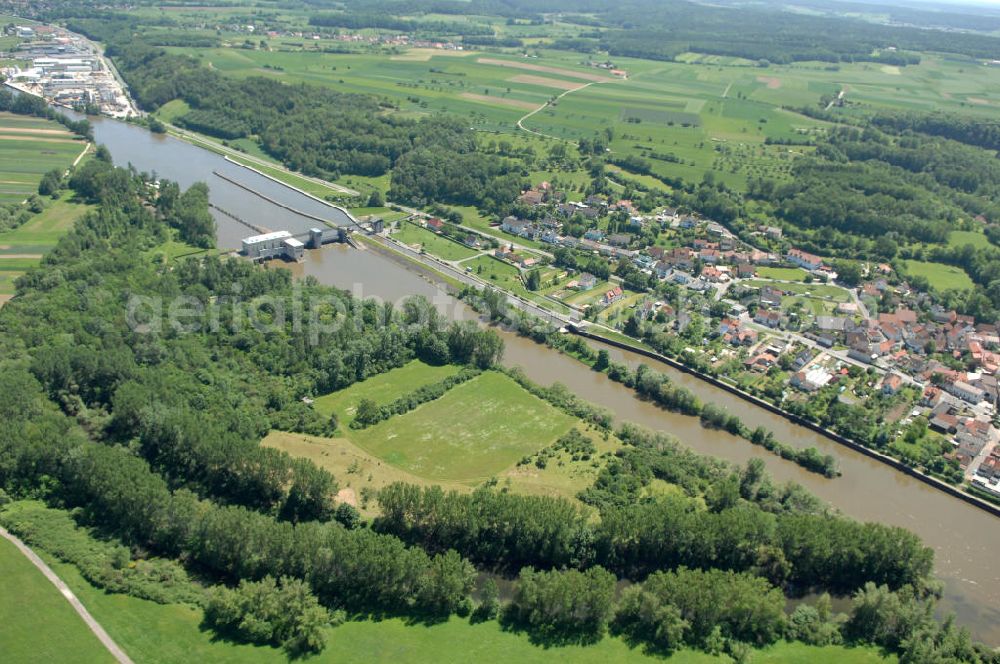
[0,525,134,664]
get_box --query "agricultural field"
[150,29,1000,201]
[392,221,479,261]
[0,112,87,205]
[0,199,92,300]
[902,260,975,291]
[0,537,114,664]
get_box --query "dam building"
[241,231,304,262]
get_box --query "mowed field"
[0,536,114,664]
[0,112,86,204]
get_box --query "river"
[84,115,1000,645]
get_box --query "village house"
[603,286,624,305]
[881,373,904,395]
[754,309,782,329]
[701,265,728,283]
[665,248,695,271]
[948,380,987,405]
[608,233,633,248]
[426,217,445,232]
[759,286,784,309]
[787,248,824,271]
[501,216,533,237]
[519,188,545,206]
[576,272,598,290]
[699,248,721,264]
[956,417,998,459]
[792,366,834,392]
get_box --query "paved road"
[0,526,134,664]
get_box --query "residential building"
[787,248,824,271]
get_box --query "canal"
[85,116,1000,645]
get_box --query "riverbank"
[570,326,1000,519]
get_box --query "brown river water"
[86,116,1000,645]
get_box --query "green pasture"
[902,260,974,291]
[393,221,479,261]
[345,370,576,482]
[0,537,114,663]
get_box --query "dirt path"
[516,81,596,142]
[0,526,134,664]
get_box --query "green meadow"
[903,260,975,291]
[0,537,114,664]
[342,370,576,482]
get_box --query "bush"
[205,575,340,655]
[506,566,616,644]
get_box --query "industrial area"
[1,23,136,117]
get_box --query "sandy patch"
[0,180,32,185]
[0,126,70,136]
[336,487,358,507]
[0,245,9,250]
[508,74,584,90]
[968,97,995,106]
[880,65,901,75]
[756,75,782,89]
[0,294,11,307]
[391,48,476,61]
[0,254,42,259]
[476,57,615,82]
[0,134,77,143]
[459,92,538,111]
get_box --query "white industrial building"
[241,231,304,262]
